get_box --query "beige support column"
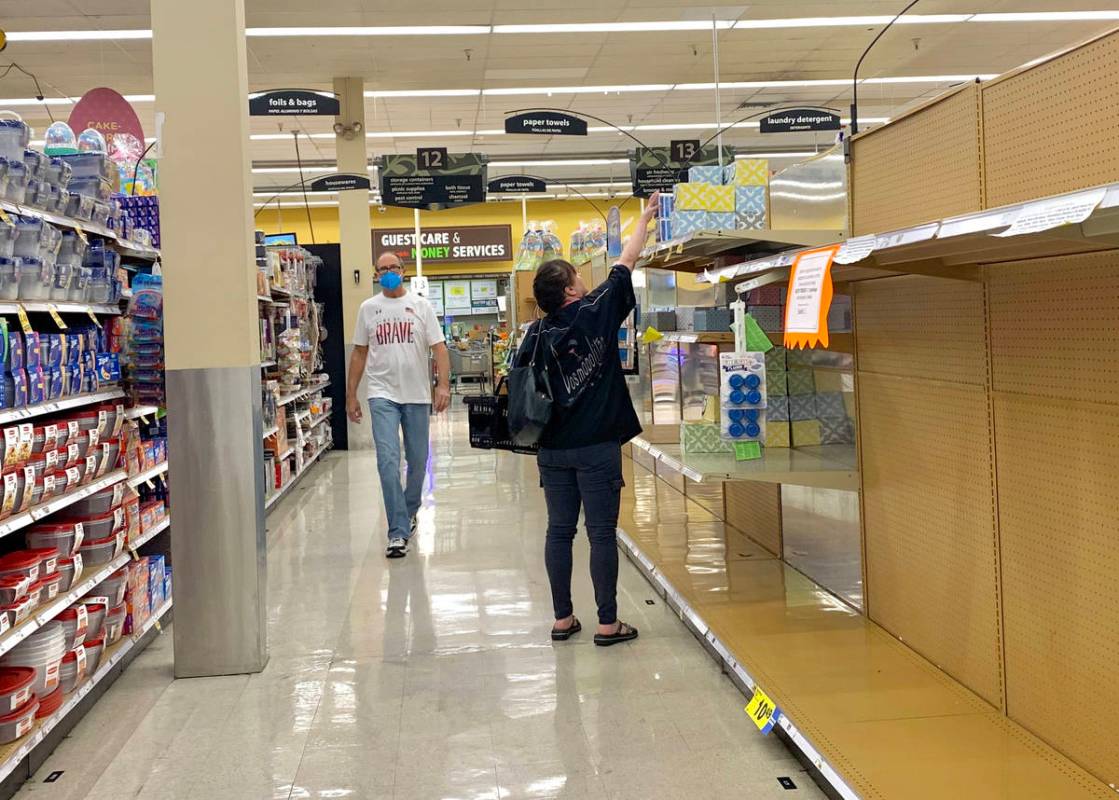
[152,0,268,676]
[333,76,372,341]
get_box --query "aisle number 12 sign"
[784,244,841,349]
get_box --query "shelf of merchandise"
[276,445,294,461]
[256,294,272,303]
[294,410,311,422]
[629,436,859,491]
[308,412,331,429]
[124,404,160,421]
[131,516,169,550]
[0,597,171,785]
[277,380,330,408]
[0,199,160,262]
[707,180,1119,286]
[265,441,329,512]
[260,360,276,369]
[0,469,128,541]
[0,302,121,316]
[126,461,168,489]
[269,285,309,300]
[262,424,279,439]
[638,228,844,273]
[0,388,125,426]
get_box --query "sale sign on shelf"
[783,244,841,350]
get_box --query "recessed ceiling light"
[246,26,492,37]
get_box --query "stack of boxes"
[744,285,786,333]
[765,346,857,447]
[125,554,171,634]
[668,159,769,239]
[117,195,160,249]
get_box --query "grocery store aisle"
[15,408,819,800]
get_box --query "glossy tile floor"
[15,409,821,800]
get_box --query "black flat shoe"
[594,621,639,647]
[551,618,582,641]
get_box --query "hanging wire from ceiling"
[0,62,57,122]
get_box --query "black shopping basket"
[464,379,539,455]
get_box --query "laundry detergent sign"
[373,225,513,264]
[67,88,146,163]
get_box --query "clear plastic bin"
[13,219,60,260]
[68,176,110,202]
[59,153,110,180]
[57,231,86,264]
[64,192,94,221]
[16,258,51,301]
[0,219,14,260]
[49,263,73,301]
[86,267,111,303]
[90,201,110,226]
[45,158,72,190]
[4,163,27,204]
[22,150,47,181]
[0,121,30,163]
[0,260,16,302]
[66,267,89,302]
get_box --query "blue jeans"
[537,441,624,626]
[369,399,431,540]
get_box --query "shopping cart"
[449,344,492,394]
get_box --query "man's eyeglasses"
[375,264,403,275]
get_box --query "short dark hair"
[533,259,576,315]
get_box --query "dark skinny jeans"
[537,441,624,626]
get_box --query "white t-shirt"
[353,291,445,404]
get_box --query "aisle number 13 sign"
[745,685,780,735]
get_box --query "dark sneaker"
[386,537,407,559]
[410,515,418,536]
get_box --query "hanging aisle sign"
[760,109,841,134]
[504,112,588,136]
[630,145,735,198]
[784,244,842,349]
[248,89,340,116]
[379,152,487,210]
[308,173,371,192]
[488,176,547,194]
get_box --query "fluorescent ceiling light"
[6,29,152,41]
[246,26,491,37]
[487,160,635,167]
[735,152,821,159]
[366,89,481,98]
[494,21,733,33]
[863,74,997,84]
[732,14,970,29]
[970,11,1119,21]
[252,166,337,174]
[250,133,334,141]
[483,84,672,96]
[366,129,483,138]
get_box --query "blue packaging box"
[708,211,736,230]
[671,209,710,236]
[9,333,23,372]
[26,368,44,405]
[96,353,121,383]
[47,367,62,400]
[735,185,768,230]
[688,165,724,185]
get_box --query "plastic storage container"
[93,568,127,608]
[49,262,73,301]
[26,547,59,577]
[0,667,34,714]
[0,217,15,259]
[105,603,126,644]
[59,649,85,693]
[67,486,118,518]
[83,602,105,639]
[0,696,38,744]
[82,637,103,673]
[65,192,94,221]
[0,258,18,300]
[0,575,30,606]
[68,176,110,202]
[45,158,72,190]
[56,556,81,593]
[77,533,120,566]
[13,218,60,260]
[35,685,62,718]
[0,552,40,583]
[16,258,51,301]
[76,511,118,542]
[4,162,27,204]
[1,623,65,696]
[28,523,84,558]
[22,150,47,181]
[33,572,61,605]
[57,606,87,650]
[0,596,32,626]
[57,231,86,265]
[60,153,110,180]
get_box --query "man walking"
[346,252,452,558]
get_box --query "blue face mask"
[379,271,403,291]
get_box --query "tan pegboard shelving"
[993,392,1119,788]
[849,84,984,235]
[982,30,1119,208]
[858,369,1003,709]
[724,480,783,558]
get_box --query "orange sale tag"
[783,244,841,350]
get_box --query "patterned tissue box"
[735,185,768,230]
[766,370,788,397]
[786,348,815,369]
[748,305,783,332]
[787,368,816,396]
[708,211,736,230]
[725,159,769,186]
[814,392,847,419]
[789,395,816,421]
[675,182,735,212]
[765,346,787,374]
[765,420,791,448]
[813,369,853,394]
[767,395,790,422]
[820,417,855,445]
[842,391,857,417]
[688,165,724,185]
[671,209,710,236]
[792,420,823,447]
[681,422,733,454]
[747,286,786,306]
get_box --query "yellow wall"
[254,197,644,277]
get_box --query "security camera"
[332,122,344,135]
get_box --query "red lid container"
[0,552,40,582]
[0,695,38,743]
[0,575,30,605]
[25,547,59,577]
[35,685,62,718]
[0,667,34,713]
[33,573,61,604]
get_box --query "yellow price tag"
[675,243,685,254]
[745,685,779,734]
[0,208,10,225]
[158,474,167,487]
[639,326,663,345]
[86,309,102,328]
[15,305,32,335]
[129,546,139,561]
[46,304,68,330]
[73,224,88,244]
[154,619,163,633]
[139,414,150,424]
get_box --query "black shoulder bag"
[506,324,554,448]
